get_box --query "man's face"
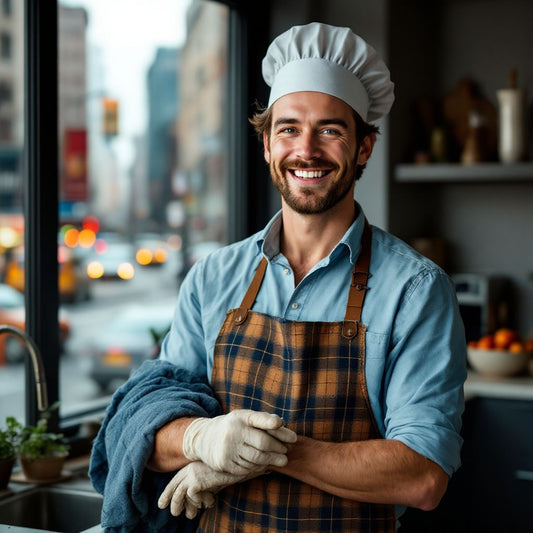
[263,91,373,215]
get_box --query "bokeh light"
[78,229,96,248]
[82,214,100,234]
[0,227,19,249]
[154,248,167,263]
[117,262,135,280]
[63,228,80,248]
[136,248,153,266]
[87,260,104,279]
[167,234,182,251]
[94,239,108,254]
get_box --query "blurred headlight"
[87,261,104,279]
[118,262,135,280]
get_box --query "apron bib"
[198,221,396,532]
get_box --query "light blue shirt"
[161,203,467,479]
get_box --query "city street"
[0,252,183,423]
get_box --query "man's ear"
[357,133,376,165]
[263,131,270,164]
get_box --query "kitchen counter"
[464,371,533,401]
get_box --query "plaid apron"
[198,221,396,532]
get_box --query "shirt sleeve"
[159,260,209,379]
[383,268,467,476]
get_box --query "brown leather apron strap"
[234,256,268,325]
[342,219,372,339]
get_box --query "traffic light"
[102,97,119,137]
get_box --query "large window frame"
[23,0,271,437]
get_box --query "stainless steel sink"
[0,486,102,532]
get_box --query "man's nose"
[295,131,321,160]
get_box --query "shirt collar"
[256,210,283,259]
[255,202,367,265]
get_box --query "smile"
[291,169,329,179]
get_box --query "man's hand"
[182,409,296,475]
[158,461,262,519]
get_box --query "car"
[134,234,169,267]
[58,245,92,302]
[4,245,92,303]
[0,283,71,365]
[86,243,136,281]
[86,305,174,391]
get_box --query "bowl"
[467,347,531,377]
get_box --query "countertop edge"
[464,372,533,401]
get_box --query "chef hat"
[262,22,394,122]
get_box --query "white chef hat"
[262,22,394,122]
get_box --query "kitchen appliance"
[451,274,512,342]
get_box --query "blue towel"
[89,359,221,532]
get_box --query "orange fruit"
[508,341,524,353]
[493,328,518,350]
[477,335,495,349]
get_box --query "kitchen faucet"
[0,325,48,412]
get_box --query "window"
[57,0,233,420]
[0,0,250,433]
[0,0,24,419]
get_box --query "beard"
[270,158,356,215]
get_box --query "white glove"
[182,409,297,475]
[158,461,261,519]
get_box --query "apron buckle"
[351,271,372,290]
[342,320,358,339]
[234,308,249,325]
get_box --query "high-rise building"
[0,0,23,210]
[177,0,228,243]
[146,47,179,228]
[58,4,88,208]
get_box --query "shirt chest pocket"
[364,329,389,360]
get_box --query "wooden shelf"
[395,162,533,183]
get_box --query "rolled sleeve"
[384,269,467,475]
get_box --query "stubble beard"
[270,159,356,215]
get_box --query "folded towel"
[89,359,221,532]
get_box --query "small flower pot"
[0,457,15,489]
[20,454,67,481]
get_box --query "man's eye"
[280,127,296,134]
[323,128,339,135]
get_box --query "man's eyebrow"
[272,117,298,129]
[272,117,350,129]
[317,118,349,129]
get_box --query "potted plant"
[10,407,70,482]
[0,417,18,489]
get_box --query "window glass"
[0,0,230,422]
[0,0,25,421]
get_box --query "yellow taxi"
[4,245,91,303]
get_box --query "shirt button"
[291,302,299,309]
[283,268,290,275]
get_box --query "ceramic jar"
[496,89,527,163]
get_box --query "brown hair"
[249,100,379,180]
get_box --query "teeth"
[293,170,327,179]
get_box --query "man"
[92,22,466,532]
[152,21,466,531]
